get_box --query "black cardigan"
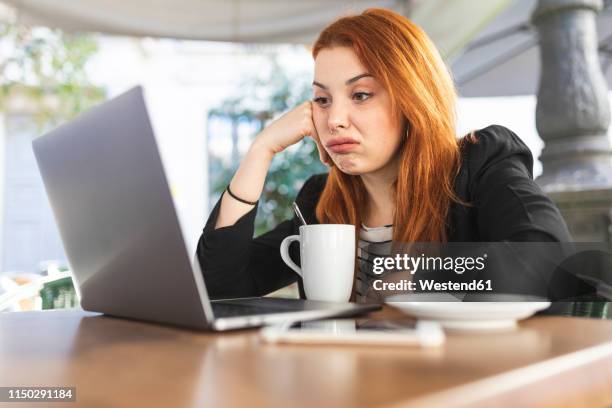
[197,125,571,299]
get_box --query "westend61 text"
[373,279,493,292]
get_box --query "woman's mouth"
[326,137,360,154]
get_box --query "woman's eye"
[313,96,330,106]
[353,92,373,102]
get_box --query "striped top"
[356,224,393,303]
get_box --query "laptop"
[32,86,378,331]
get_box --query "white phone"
[260,318,445,347]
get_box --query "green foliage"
[0,19,104,309]
[208,51,327,235]
[0,22,106,127]
[40,276,78,310]
[260,139,326,233]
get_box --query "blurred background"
[1,0,611,312]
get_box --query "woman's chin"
[333,156,365,175]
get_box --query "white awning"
[2,0,511,59]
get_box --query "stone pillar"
[532,0,612,241]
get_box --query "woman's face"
[312,46,405,176]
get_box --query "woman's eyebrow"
[312,73,373,90]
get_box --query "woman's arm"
[213,142,273,229]
[464,126,573,298]
[199,100,330,298]
[198,174,326,299]
[214,101,330,229]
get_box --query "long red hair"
[313,8,464,243]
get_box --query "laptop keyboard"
[211,301,293,318]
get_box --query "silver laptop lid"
[32,86,215,329]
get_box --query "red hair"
[313,8,465,243]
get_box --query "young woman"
[197,8,571,302]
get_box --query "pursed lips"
[325,137,360,154]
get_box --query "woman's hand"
[254,101,331,166]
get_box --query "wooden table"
[1,307,612,408]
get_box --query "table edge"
[400,340,612,408]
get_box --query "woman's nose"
[327,100,349,132]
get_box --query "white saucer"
[385,293,551,331]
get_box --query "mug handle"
[280,235,302,277]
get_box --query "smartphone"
[260,318,444,347]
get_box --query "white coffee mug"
[280,224,355,302]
